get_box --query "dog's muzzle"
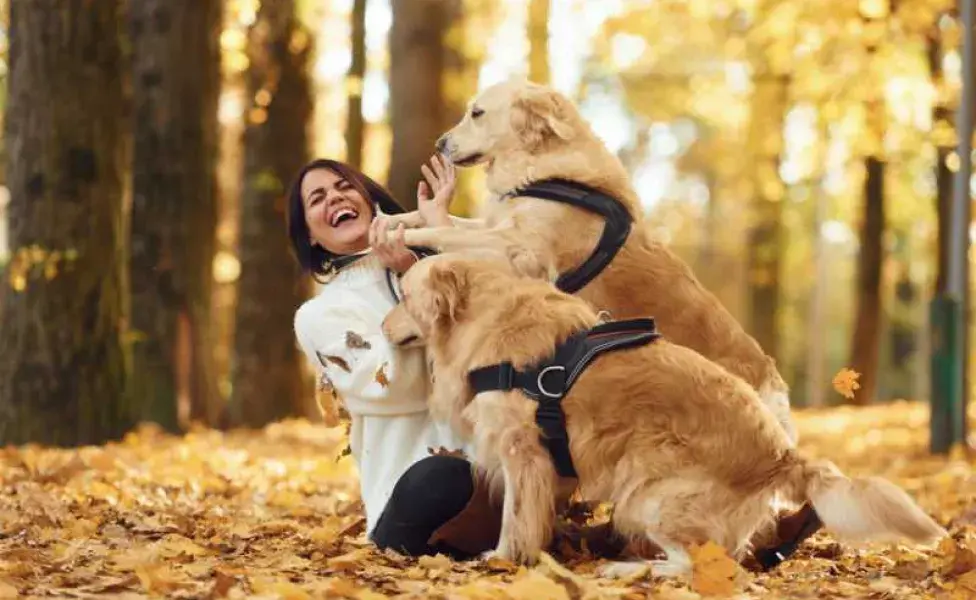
[435,134,450,154]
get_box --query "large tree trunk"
[528,0,550,85]
[746,76,788,361]
[388,0,454,209]
[345,0,367,170]
[230,0,312,428]
[129,1,223,430]
[849,155,885,405]
[0,1,130,446]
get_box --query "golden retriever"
[380,254,945,576]
[394,78,798,445]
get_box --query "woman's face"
[301,168,374,256]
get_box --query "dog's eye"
[471,107,484,119]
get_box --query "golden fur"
[381,255,946,575]
[396,78,798,443]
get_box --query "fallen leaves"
[832,367,861,399]
[689,541,740,596]
[0,402,970,599]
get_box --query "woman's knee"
[387,455,474,518]
[370,455,475,554]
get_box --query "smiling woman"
[286,156,507,557]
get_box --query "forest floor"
[0,401,974,599]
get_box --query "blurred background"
[0,0,972,447]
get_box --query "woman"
[289,156,503,558]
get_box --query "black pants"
[370,455,477,559]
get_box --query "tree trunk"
[231,0,312,428]
[746,76,788,361]
[0,0,130,446]
[388,0,453,210]
[928,33,954,295]
[849,155,885,405]
[345,0,367,170]
[528,0,550,85]
[129,0,223,430]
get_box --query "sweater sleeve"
[293,297,428,414]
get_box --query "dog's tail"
[779,454,946,545]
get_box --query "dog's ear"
[424,262,468,322]
[511,86,576,148]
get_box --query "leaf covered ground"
[1,401,974,599]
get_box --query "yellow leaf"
[505,571,571,600]
[832,368,862,400]
[689,541,739,597]
[954,570,976,600]
[418,553,453,571]
[251,578,311,600]
[0,580,18,599]
[326,548,373,572]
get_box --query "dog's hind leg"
[594,480,701,580]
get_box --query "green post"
[931,0,972,454]
[930,295,965,453]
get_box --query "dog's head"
[436,78,578,167]
[381,255,475,348]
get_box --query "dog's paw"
[596,561,651,581]
[483,545,538,566]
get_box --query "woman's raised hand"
[417,154,456,228]
[369,216,417,274]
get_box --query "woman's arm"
[294,300,426,410]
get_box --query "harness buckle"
[536,365,567,398]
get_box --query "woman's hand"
[370,216,418,274]
[417,154,456,227]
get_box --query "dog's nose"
[435,135,449,154]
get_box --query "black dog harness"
[514,179,633,294]
[467,317,661,478]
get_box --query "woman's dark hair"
[287,159,406,278]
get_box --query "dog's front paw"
[484,543,539,566]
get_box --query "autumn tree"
[230,0,313,427]
[129,1,224,429]
[0,0,130,445]
[345,0,367,170]
[388,0,460,209]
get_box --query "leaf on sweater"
[374,362,390,387]
[317,351,351,373]
[345,331,371,350]
[427,446,466,459]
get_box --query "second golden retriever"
[396,79,798,444]
[381,255,945,576]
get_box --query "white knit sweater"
[293,255,466,535]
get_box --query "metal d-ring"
[536,365,566,399]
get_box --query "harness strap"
[385,246,438,304]
[514,179,633,294]
[468,317,661,478]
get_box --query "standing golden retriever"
[381,254,945,576]
[395,78,798,444]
